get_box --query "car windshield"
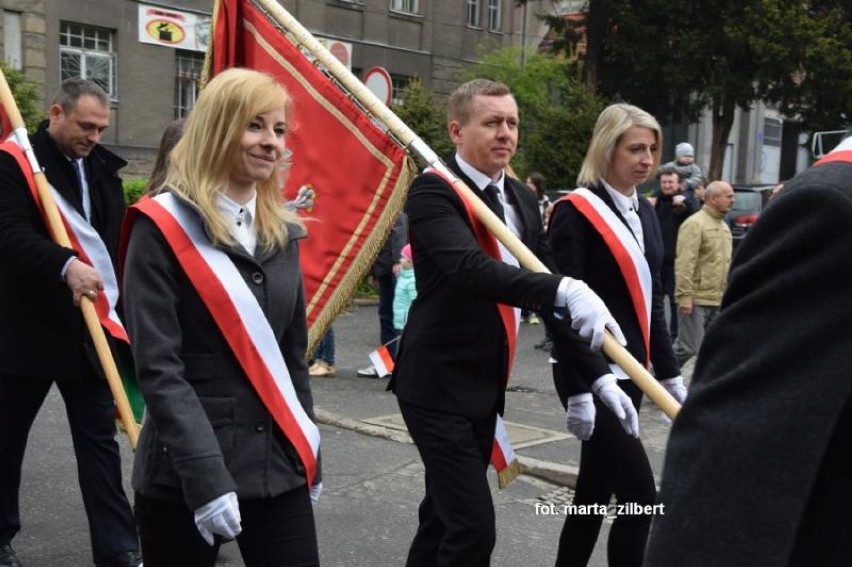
[731,192,762,214]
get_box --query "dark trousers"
[378,273,399,357]
[660,261,677,340]
[135,487,318,567]
[554,379,656,567]
[0,373,138,563]
[398,400,497,567]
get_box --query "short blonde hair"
[447,79,512,125]
[577,103,662,187]
[164,68,301,248]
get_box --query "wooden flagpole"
[252,0,680,420]
[0,69,140,447]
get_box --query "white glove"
[286,184,315,211]
[661,376,687,404]
[194,491,242,546]
[591,374,639,438]
[566,393,596,441]
[309,481,323,504]
[561,278,627,351]
[660,376,687,424]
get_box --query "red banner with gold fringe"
[208,0,414,350]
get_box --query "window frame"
[467,0,481,28]
[59,22,118,101]
[390,0,419,15]
[487,0,502,31]
[174,50,205,119]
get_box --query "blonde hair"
[577,103,662,187]
[164,68,302,248]
[447,79,512,125]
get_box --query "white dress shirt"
[215,191,258,255]
[602,180,644,252]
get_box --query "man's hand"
[677,303,693,316]
[64,258,104,306]
[561,278,626,351]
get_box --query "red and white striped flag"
[368,343,396,378]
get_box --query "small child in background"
[393,244,417,333]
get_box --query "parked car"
[727,184,775,247]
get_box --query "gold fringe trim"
[199,0,221,90]
[306,156,418,355]
[497,458,523,490]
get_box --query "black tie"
[483,184,505,223]
[71,159,90,221]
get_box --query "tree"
[527,0,852,180]
[390,79,455,162]
[459,47,604,189]
[1,62,43,132]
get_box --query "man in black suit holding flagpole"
[390,79,639,567]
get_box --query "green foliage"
[459,47,604,189]
[391,80,455,161]
[122,178,148,205]
[356,277,379,299]
[535,0,852,179]
[1,62,43,132]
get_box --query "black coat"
[0,121,126,379]
[548,184,680,401]
[390,158,608,419]
[123,201,319,509]
[654,193,697,264]
[644,162,852,566]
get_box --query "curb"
[315,407,577,489]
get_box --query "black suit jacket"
[645,163,852,567]
[390,158,608,419]
[0,121,127,378]
[548,184,679,401]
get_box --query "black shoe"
[0,544,22,567]
[534,340,553,351]
[96,551,142,567]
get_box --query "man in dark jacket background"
[0,79,141,567]
[653,167,697,341]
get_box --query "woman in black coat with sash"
[548,104,685,567]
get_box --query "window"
[175,51,204,118]
[467,0,481,27]
[59,22,117,100]
[390,74,413,107]
[390,0,419,14]
[3,11,22,70]
[488,0,502,31]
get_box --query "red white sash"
[815,136,852,166]
[0,140,128,343]
[425,168,521,486]
[127,193,320,485]
[565,188,652,369]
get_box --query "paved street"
[15,302,688,566]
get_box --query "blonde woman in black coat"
[548,104,685,567]
[122,68,321,567]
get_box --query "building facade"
[1,0,524,178]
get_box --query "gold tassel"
[496,458,523,490]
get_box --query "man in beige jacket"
[673,181,734,367]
